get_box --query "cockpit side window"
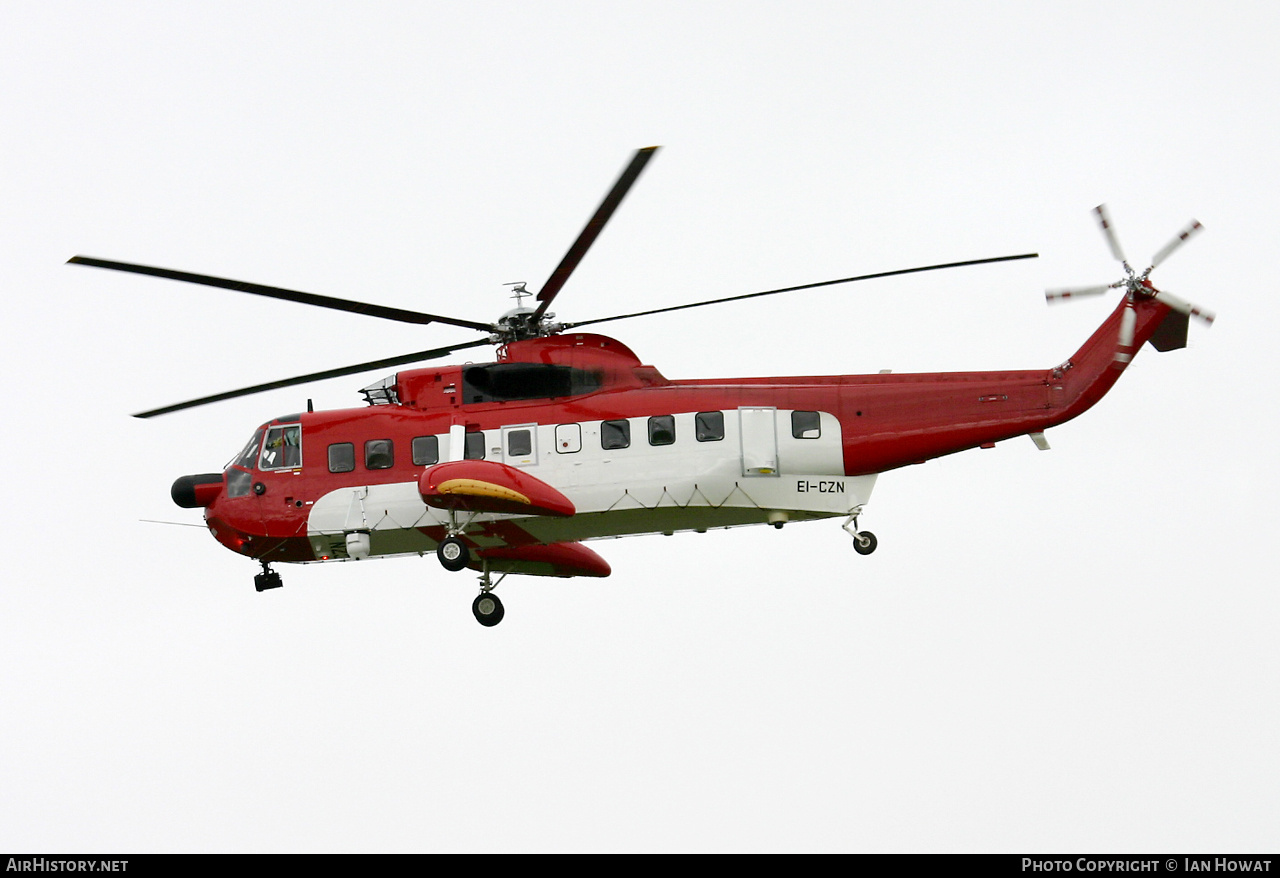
[260,424,302,470]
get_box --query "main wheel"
[437,536,470,572]
[472,592,505,627]
[853,530,878,555]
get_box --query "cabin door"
[501,423,538,467]
[738,407,779,477]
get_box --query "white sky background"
[1,0,1276,853]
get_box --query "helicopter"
[69,147,1214,626]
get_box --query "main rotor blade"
[563,253,1039,330]
[68,256,494,332]
[532,146,660,320]
[133,338,492,418]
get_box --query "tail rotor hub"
[1046,206,1215,330]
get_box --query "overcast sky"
[2,1,1276,853]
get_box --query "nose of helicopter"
[171,473,224,508]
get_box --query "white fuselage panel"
[306,408,875,560]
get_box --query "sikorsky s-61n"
[71,148,1213,625]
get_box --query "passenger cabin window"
[695,411,724,442]
[462,363,603,404]
[507,429,532,457]
[328,443,355,474]
[412,435,439,466]
[601,419,630,450]
[464,432,485,460]
[792,411,821,439]
[260,424,301,470]
[648,415,675,446]
[365,439,394,470]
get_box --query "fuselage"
[188,294,1174,567]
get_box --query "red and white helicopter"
[71,147,1213,625]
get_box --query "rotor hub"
[1044,205,1214,328]
[493,306,562,343]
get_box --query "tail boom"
[838,295,1175,475]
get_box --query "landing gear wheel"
[438,536,470,572]
[472,592,505,627]
[853,530,878,555]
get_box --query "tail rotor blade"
[1094,204,1127,264]
[1046,284,1112,304]
[1152,289,1216,326]
[1053,206,1215,335]
[1149,219,1204,270]
[1118,303,1137,348]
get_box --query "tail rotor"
[1046,205,1215,360]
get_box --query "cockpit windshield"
[230,429,265,470]
[224,429,265,499]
